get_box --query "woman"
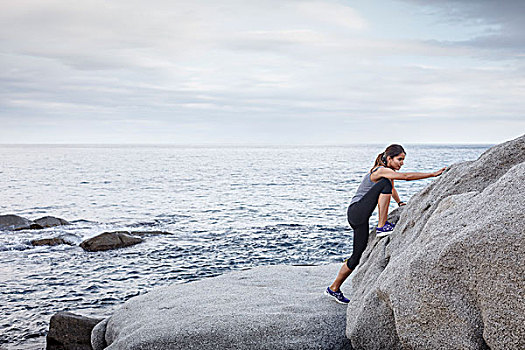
[325,144,446,304]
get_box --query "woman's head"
[372,144,406,172]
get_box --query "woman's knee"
[346,256,360,270]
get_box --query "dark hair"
[371,144,406,172]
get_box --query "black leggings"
[346,177,392,270]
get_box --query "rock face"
[80,231,143,252]
[346,134,525,349]
[0,214,42,231]
[34,216,70,228]
[47,312,103,350]
[91,264,351,350]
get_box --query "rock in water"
[91,264,351,350]
[346,134,525,350]
[80,231,143,252]
[0,214,42,231]
[47,312,103,350]
[34,216,70,228]
[31,237,74,246]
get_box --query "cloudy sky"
[1,0,524,144]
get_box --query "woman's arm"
[392,186,406,206]
[392,184,401,203]
[371,167,446,182]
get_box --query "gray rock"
[346,134,525,349]
[0,214,42,231]
[34,216,71,228]
[80,231,143,252]
[91,319,109,350]
[91,264,351,350]
[47,312,103,350]
[31,237,74,246]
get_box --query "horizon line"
[0,142,495,147]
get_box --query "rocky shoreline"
[85,135,523,349]
[48,264,353,350]
[4,135,524,349]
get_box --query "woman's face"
[388,153,405,170]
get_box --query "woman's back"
[349,166,383,206]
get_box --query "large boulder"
[47,312,103,350]
[346,134,525,349]
[80,231,143,252]
[91,264,351,350]
[0,214,42,231]
[34,216,70,228]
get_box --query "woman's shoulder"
[371,166,385,173]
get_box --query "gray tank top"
[349,167,383,206]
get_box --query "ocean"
[0,144,490,349]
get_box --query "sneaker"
[324,287,350,304]
[376,222,395,238]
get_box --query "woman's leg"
[329,262,352,292]
[328,178,393,291]
[377,193,392,228]
[329,222,368,291]
[344,223,370,270]
[349,177,393,225]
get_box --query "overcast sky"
[1,0,524,144]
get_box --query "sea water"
[0,144,490,349]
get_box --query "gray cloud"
[0,0,523,144]
[402,0,525,54]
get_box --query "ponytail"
[370,145,406,172]
[371,152,387,172]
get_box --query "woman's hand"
[433,167,447,177]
